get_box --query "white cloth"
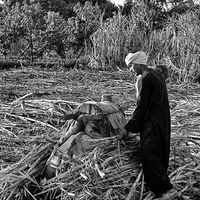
[125,51,148,66]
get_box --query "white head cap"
[125,51,148,66]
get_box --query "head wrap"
[125,51,148,66]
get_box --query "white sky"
[110,0,125,6]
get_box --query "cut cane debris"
[0,69,200,199]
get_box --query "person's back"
[141,68,170,126]
[140,68,171,171]
[125,68,170,133]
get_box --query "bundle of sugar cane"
[0,136,142,200]
[39,136,142,200]
[0,144,52,199]
[0,97,78,141]
[0,97,77,175]
[168,134,200,199]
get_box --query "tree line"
[0,0,199,75]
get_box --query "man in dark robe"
[120,51,178,199]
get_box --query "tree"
[0,1,71,61]
[122,0,134,16]
[71,1,102,54]
[42,11,69,59]
[32,0,72,19]
[0,2,28,59]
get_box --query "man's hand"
[119,128,128,140]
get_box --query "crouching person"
[43,94,126,179]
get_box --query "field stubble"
[0,67,200,199]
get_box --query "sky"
[110,0,125,6]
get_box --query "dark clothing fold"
[124,68,172,196]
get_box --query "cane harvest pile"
[0,67,200,200]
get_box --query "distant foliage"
[148,11,200,83]
[0,1,103,61]
[90,6,151,69]
[90,1,200,83]
[0,2,28,59]
[0,2,76,61]
[91,12,132,69]
[72,1,101,54]
[0,0,200,83]
[42,11,69,59]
